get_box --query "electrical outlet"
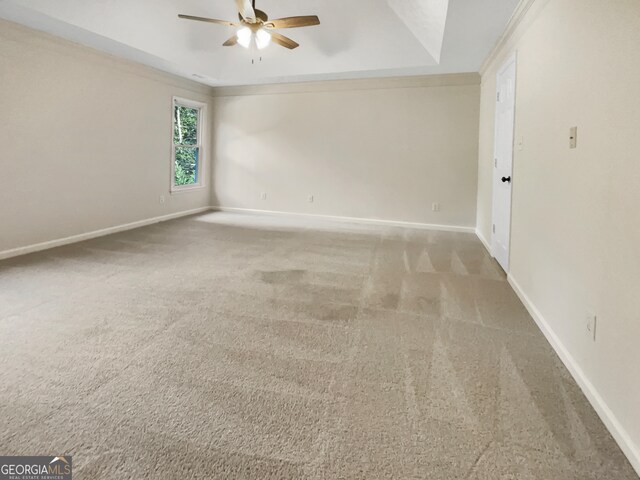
[308,195,314,203]
[159,195,166,204]
[586,313,597,342]
[261,192,267,200]
[432,203,440,212]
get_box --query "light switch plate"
[586,313,597,342]
[570,126,578,149]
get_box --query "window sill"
[170,184,206,195]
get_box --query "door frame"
[491,52,518,272]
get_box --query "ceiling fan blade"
[235,0,256,23]
[223,35,238,47]
[265,16,320,29]
[269,31,299,50]
[178,14,237,27]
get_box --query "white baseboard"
[508,274,640,476]
[0,206,475,261]
[0,207,211,261]
[476,228,492,254]
[210,206,476,234]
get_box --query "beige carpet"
[0,212,636,479]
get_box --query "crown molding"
[479,0,538,76]
[210,72,480,97]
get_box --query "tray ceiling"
[0,0,521,86]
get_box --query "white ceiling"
[0,0,520,86]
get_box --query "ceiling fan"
[178,0,320,50]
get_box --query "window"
[172,97,206,191]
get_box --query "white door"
[491,54,517,272]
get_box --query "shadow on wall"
[307,0,355,56]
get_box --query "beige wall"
[0,20,213,254]
[477,0,640,471]
[211,75,480,229]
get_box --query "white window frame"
[171,96,207,193]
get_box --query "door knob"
[501,176,511,183]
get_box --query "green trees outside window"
[173,104,200,186]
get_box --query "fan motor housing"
[238,9,269,23]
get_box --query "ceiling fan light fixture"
[179,1,319,51]
[237,26,252,48]
[255,29,271,50]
